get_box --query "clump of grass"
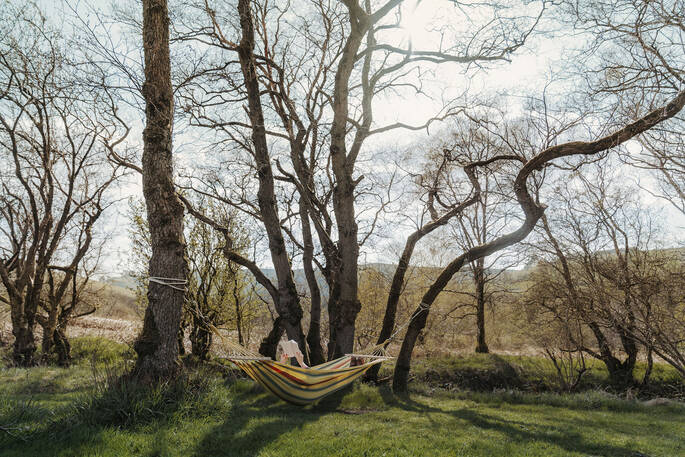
[69,363,234,429]
[0,398,52,443]
[69,337,135,366]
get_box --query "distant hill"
[98,245,684,318]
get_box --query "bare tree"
[36,217,108,366]
[393,89,685,392]
[529,165,685,381]
[173,0,548,361]
[567,0,685,219]
[0,4,127,366]
[445,122,520,354]
[365,127,520,380]
[132,0,189,383]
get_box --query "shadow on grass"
[3,371,677,457]
[189,383,347,457]
[1,367,240,456]
[382,390,659,457]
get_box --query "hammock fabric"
[230,355,388,405]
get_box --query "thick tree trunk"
[38,307,61,364]
[259,316,284,359]
[474,261,489,354]
[328,177,361,359]
[605,358,636,387]
[53,328,71,367]
[12,322,36,367]
[587,321,636,387]
[133,0,188,384]
[326,19,367,359]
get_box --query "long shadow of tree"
[383,391,658,457]
[3,371,673,457]
[190,383,348,457]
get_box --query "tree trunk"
[190,323,211,360]
[328,179,361,359]
[178,325,186,356]
[133,0,188,384]
[642,347,653,386]
[300,202,325,365]
[12,322,36,367]
[367,182,482,382]
[232,272,244,346]
[474,261,489,354]
[54,328,71,367]
[259,316,284,359]
[365,237,414,382]
[587,321,636,388]
[235,0,308,361]
[326,20,367,359]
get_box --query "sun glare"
[399,0,436,46]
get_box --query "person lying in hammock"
[278,339,308,368]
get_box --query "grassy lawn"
[1,339,684,457]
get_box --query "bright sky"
[59,0,684,277]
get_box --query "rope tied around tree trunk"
[148,276,188,291]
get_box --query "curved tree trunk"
[133,0,188,384]
[235,0,308,361]
[392,90,685,392]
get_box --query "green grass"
[408,353,684,396]
[1,338,684,456]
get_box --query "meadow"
[1,337,683,457]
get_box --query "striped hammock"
[230,354,389,405]
[208,323,392,405]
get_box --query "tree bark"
[11,322,36,367]
[326,12,368,358]
[235,0,307,361]
[190,320,211,360]
[474,259,489,354]
[53,328,71,367]
[259,316,284,359]
[133,0,188,383]
[300,202,325,365]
